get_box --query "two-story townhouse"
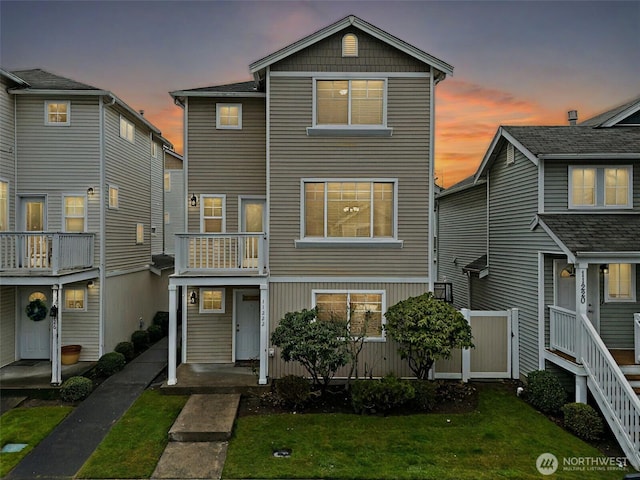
[167,15,453,386]
[436,97,640,468]
[0,68,172,385]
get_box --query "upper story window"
[0,180,7,231]
[605,264,636,302]
[342,33,358,57]
[201,195,225,233]
[108,185,119,209]
[45,101,70,125]
[569,166,632,209]
[119,116,135,143]
[316,79,385,126]
[314,290,385,340]
[303,180,395,239]
[216,104,242,129]
[63,195,86,232]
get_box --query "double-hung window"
[303,180,395,240]
[45,101,70,125]
[314,290,385,340]
[569,166,632,208]
[316,79,385,126]
[108,185,119,209]
[63,195,86,232]
[0,180,7,231]
[201,195,225,232]
[119,116,135,143]
[605,264,636,302]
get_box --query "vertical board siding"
[0,286,16,366]
[104,106,152,271]
[186,287,233,362]
[187,97,266,233]
[0,78,16,231]
[268,282,429,379]
[437,183,487,309]
[61,280,100,361]
[269,76,431,276]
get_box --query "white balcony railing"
[635,313,640,365]
[0,232,95,275]
[174,233,267,275]
[549,305,577,357]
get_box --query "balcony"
[0,232,95,275]
[174,233,267,276]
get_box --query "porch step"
[168,394,240,442]
[620,364,640,376]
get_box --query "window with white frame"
[605,264,636,302]
[45,101,70,125]
[152,142,159,158]
[314,290,385,339]
[316,79,385,126]
[164,212,170,224]
[200,288,225,313]
[136,223,144,244]
[216,104,242,129]
[119,116,135,143]
[63,195,86,232]
[569,166,632,208]
[164,172,171,192]
[64,288,86,311]
[108,185,119,209]
[0,180,7,231]
[342,33,358,57]
[304,181,394,239]
[201,195,225,232]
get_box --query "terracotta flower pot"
[61,345,82,365]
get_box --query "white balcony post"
[574,263,589,363]
[51,234,60,274]
[50,284,62,386]
[259,283,269,385]
[167,284,177,385]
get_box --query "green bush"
[147,324,163,343]
[114,341,135,362]
[562,403,604,441]
[351,374,415,414]
[131,330,150,352]
[411,380,438,412]
[274,375,311,409]
[60,376,93,402]
[525,370,567,414]
[153,311,169,336]
[96,352,126,377]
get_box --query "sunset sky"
[1,1,638,187]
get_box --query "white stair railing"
[577,312,640,470]
[549,306,576,357]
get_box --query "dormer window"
[342,33,358,57]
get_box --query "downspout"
[486,170,490,272]
[428,67,435,291]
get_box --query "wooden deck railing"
[174,233,267,275]
[0,232,94,275]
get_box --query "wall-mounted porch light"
[190,194,198,207]
[600,264,609,275]
[189,290,198,305]
[87,280,95,288]
[87,187,94,196]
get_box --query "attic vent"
[342,33,358,57]
[506,143,515,165]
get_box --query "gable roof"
[0,68,30,87]
[11,68,101,91]
[579,95,640,128]
[249,15,453,81]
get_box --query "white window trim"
[568,165,633,210]
[298,178,400,246]
[62,193,87,232]
[0,178,9,232]
[62,287,87,312]
[200,194,226,233]
[136,223,144,244]
[200,287,226,313]
[312,289,386,342]
[108,184,119,209]
[342,33,358,57]
[164,172,171,192]
[119,115,135,143]
[44,100,70,126]
[216,103,242,130]
[152,142,159,158]
[604,264,637,303]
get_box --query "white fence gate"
[434,308,519,381]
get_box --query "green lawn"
[0,406,73,477]
[77,390,187,479]
[223,385,633,479]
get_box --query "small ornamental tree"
[271,308,349,392]
[384,292,474,380]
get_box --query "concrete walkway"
[6,338,168,480]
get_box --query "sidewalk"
[6,337,168,480]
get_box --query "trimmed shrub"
[147,324,163,343]
[153,311,169,336]
[131,330,150,352]
[60,376,93,402]
[525,370,567,414]
[411,380,438,412]
[114,341,135,362]
[351,374,415,414]
[274,375,311,409]
[562,403,604,441]
[96,351,126,377]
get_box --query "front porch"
[160,363,269,395]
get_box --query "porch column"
[50,284,61,386]
[259,283,269,385]
[574,263,589,363]
[168,283,177,385]
[575,375,588,404]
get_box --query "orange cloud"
[145,104,184,154]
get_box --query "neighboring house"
[163,148,184,255]
[167,15,453,385]
[436,97,640,468]
[0,68,172,384]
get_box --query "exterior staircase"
[620,364,640,397]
